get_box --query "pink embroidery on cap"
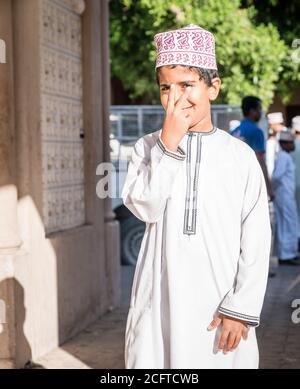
[163,33,175,50]
[176,31,189,50]
[154,24,217,70]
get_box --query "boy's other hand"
[207,314,249,354]
[161,84,192,152]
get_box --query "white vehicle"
[110,105,243,265]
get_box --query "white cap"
[229,120,240,131]
[267,112,284,125]
[292,116,300,132]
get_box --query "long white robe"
[122,127,271,369]
[266,137,279,178]
[272,149,299,259]
[291,139,300,237]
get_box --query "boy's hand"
[161,84,192,152]
[207,314,249,354]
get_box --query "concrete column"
[0,0,24,369]
[0,0,22,251]
[100,0,121,309]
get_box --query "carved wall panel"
[40,0,85,233]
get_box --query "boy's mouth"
[182,106,193,110]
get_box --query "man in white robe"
[291,116,300,240]
[272,131,299,265]
[122,25,271,369]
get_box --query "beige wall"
[0,0,121,368]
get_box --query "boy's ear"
[208,77,221,102]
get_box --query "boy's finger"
[225,332,236,353]
[218,330,229,351]
[166,84,175,112]
[232,334,241,350]
[207,316,222,331]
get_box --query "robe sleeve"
[121,134,186,223]
[218,150,272,327]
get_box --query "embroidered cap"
[154,24,217,70]
[292,116,300,132]
[267,112,284,125]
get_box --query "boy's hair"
[241,96,261,116]
[156,64,219,87]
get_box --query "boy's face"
[158,66,220,129]
[270,123,284,132]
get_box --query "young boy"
[272,131,300,265]
[122,24,271,369]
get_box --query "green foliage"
[110,0,293,108]
[241,0,300,104]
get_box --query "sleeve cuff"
[156,136,186,161]
[218,306,260,327]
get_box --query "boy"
[122,24,271,369]
[273,131,300,265]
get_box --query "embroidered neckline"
[186,126,217,136]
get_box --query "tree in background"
[110,0,293,108]
[241,0,300,104]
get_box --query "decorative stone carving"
[40,0,85,233]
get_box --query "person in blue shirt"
[231,96,274,201]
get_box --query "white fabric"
[292,139,300,236]
[266,135,280,178]
[229,120,240,132]
[266,131,282,178]
[122,128,271,369]
[272,149,299,259]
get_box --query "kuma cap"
[154,24,217,70]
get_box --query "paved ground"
[34,266,134,369]
[257,264,300,369]
[34,262,300,369]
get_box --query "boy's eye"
[160,83,193,92]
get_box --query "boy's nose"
[174,86,187,104]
